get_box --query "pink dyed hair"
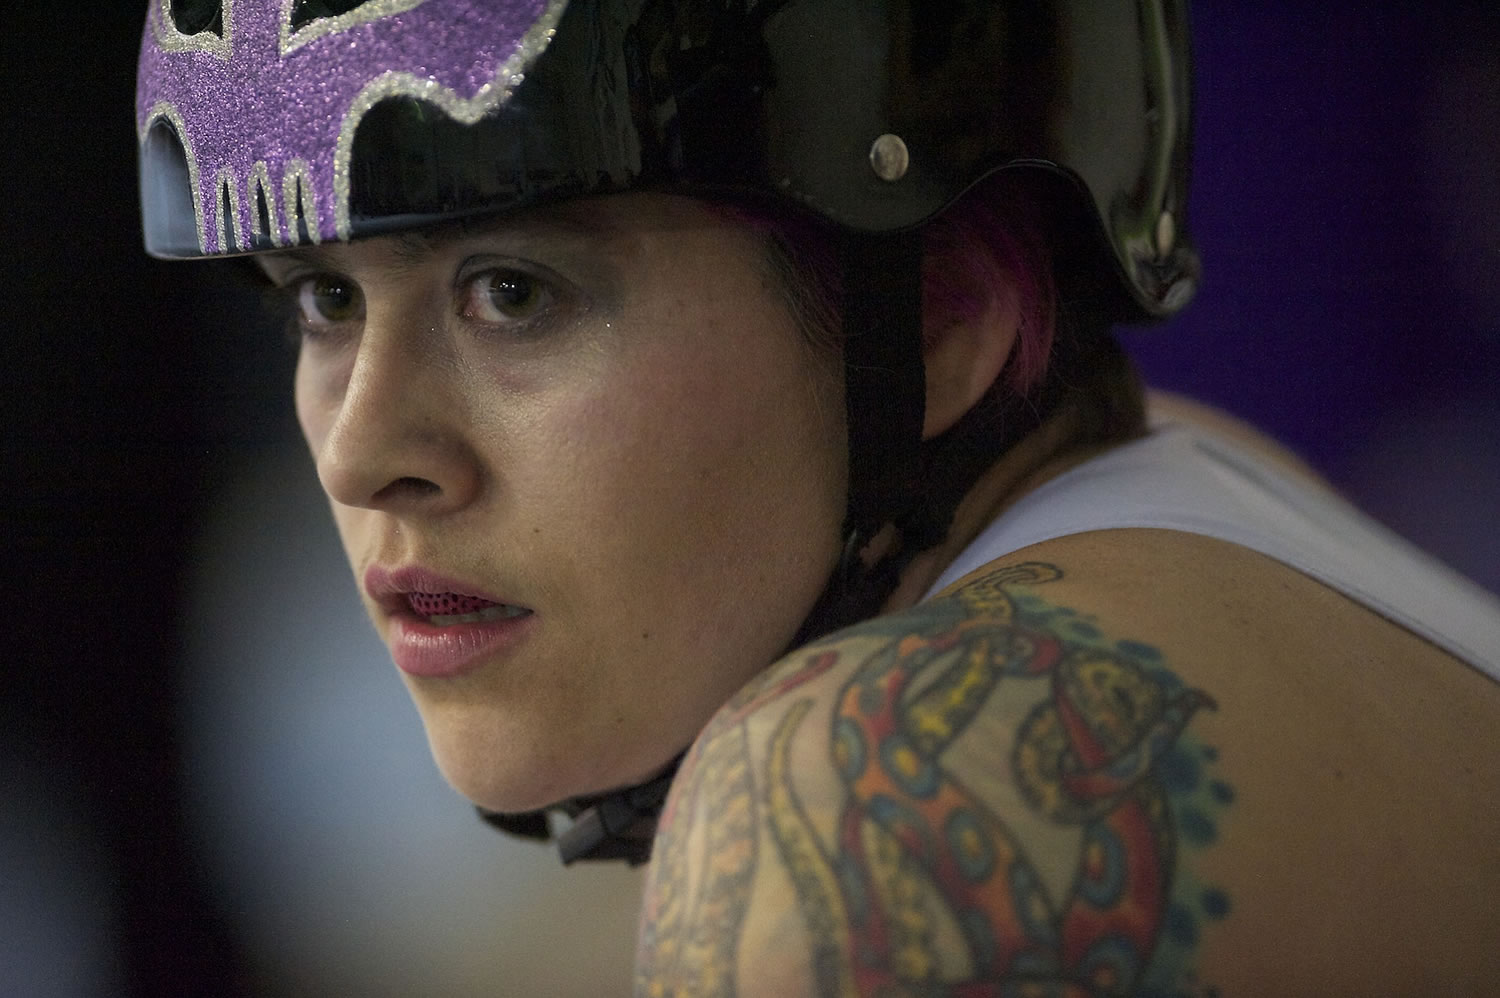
[727,177,1057,397]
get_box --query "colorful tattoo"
[637,650,843,995]
[637,721,757,997]
[637,563,1231,997]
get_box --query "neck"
[882,401,1113,610]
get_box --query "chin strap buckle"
[555,788,662,866]
[475,753,684,866]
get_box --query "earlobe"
[921,294,1019,440]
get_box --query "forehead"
[255,193,740,275]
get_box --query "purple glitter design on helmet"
[137,0,554,253]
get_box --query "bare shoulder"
[638,556,1225,996]
[635,534,1500,996]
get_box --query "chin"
[422,726,563,814]
[417,711,665,815]
[435,753,565,815]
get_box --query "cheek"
[292,354,371,576]
[586,342,836,514]
[543,319,847,639]
[293,351,332,451]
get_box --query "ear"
[921,292,1019,439]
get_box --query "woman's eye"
[294,274,364,328]
[460,269,552,324]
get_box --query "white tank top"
[926,418,1500,684]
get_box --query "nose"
[310,315,482,517]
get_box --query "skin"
[639,530,1500,996]
[263,191,1500,992]
[261,193,852,813]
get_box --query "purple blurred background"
[1126,2,1499,590]
[1,3,1495,996]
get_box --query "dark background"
[2,3,1496,995]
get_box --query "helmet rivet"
[869,134,910,182]
[1155,210,1176,257]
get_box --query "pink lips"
[365,565,534,679]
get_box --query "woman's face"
[261,194,847,812]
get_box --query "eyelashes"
[279,263,570,347]
[298,273,365,326]
[457,268,557,326]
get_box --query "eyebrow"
[258,205,613,275]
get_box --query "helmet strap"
[839,230,927,539]
[789,229,930,643]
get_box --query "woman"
[138,0,1500,992]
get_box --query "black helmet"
[139,0,1196,316]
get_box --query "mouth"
[404,591,532,627]
[365,565,537,678]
